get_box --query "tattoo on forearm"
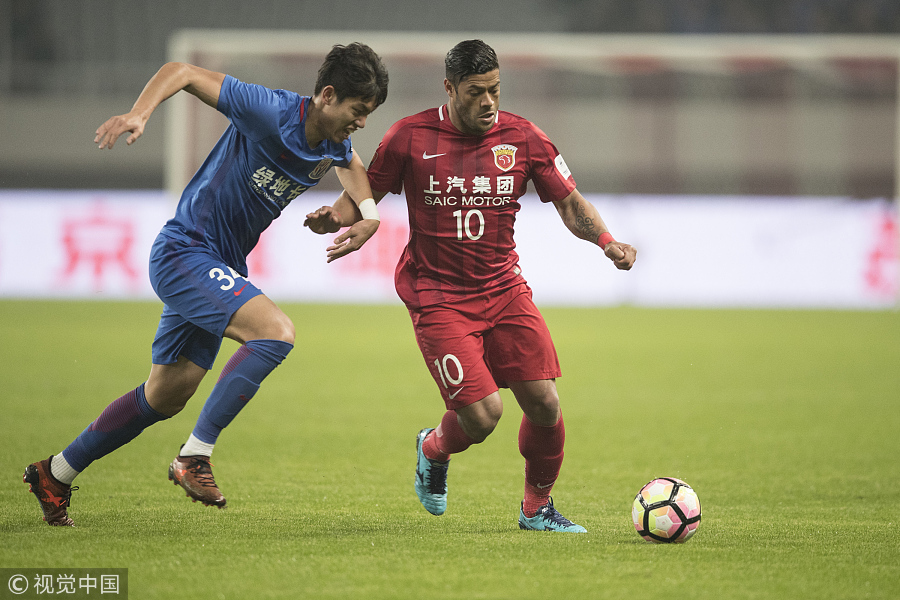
[574,202,597,240]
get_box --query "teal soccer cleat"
[518,497,587,533]
[414,428,449,515]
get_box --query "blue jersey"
[159,75,353,276]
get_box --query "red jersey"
[368,105,577,308]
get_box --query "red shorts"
[408,283,561,410]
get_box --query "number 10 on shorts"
[434,353,464,388]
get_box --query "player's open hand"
[303,206,343,235]
[604,241,637,270]
[95,112,147,149]
[325,219,379,263]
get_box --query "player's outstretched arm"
[307,154,387,263]
[304,187,391,233]
[552,189,637,271]
[95,62,226,150]
[321,193,389,263]
[335,151,380,218]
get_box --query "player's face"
[318,87,379,145]
[445,69,500,136]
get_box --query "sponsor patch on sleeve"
[554,154,572,179]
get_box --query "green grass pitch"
[1,300,898,599]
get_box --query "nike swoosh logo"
[448,387,465,400]
[536,482,553,489]
[234,284,248,297]
[423,152,447,160]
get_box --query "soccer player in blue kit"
[22,43,389,526]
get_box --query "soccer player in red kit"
[305,39,636,532]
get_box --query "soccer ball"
[631,477,701,543]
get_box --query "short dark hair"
[445,39,499,88]
[315,43,389,107]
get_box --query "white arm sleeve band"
[358,197,380,221]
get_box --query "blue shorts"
[148,234,263,370]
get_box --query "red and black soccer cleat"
[168,451,226,508]
[23,456,78,527]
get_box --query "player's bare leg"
[455,393,504,442]
[169,295,294,508]
[145,356,208,416]
[511,379,585,532]
[222,295,295,346]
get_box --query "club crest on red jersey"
[309,158,333,180]
[491,144,517,172]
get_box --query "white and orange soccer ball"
[631,477,702,543]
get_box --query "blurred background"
[1,0,899,192]
[0,0,897,306]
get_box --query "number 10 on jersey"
[453,209,485,241]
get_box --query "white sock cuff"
[50,453,80,485]
[180,434,215,458]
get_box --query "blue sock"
[62,383,168,472]
[191,339,293,445]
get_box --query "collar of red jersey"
[439,104,499,125]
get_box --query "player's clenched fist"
[604,241,637,271]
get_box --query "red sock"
[422,410,477,462]
[519,412,565,517]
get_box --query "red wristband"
[598,232,615,248]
